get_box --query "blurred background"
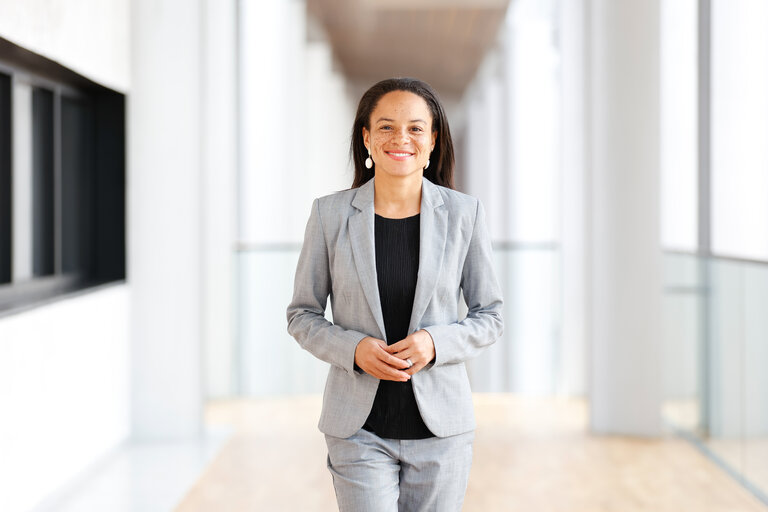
[0,0,767,510]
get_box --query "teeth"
[388,152,412,156]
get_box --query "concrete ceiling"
[306,0,511,100]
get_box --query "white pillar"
[558,0,588,397]
[129,0,204,439]
[239,0,307,245]
[588,0,663,435]
[202,0,238,399]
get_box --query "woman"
[286,77,503,511]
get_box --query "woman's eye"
[380,126,392,130]
[411,127,423,132]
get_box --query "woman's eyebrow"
[375,117,427,124]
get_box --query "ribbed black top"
[362,212,435,440]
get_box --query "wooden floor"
[175,395,767,512]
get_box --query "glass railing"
[662,252,768,502]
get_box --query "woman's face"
[362,90,437,180]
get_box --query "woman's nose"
[393,127,409,143]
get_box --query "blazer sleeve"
[423,198,504,366]
[286,198,369,376]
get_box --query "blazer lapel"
[349,176,447,340]
[408,177,447,333]
[349,178,387,340]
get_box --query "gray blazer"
[286,176,503,438]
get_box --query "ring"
[406,358,413,368]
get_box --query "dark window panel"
[0,73,11,284]
[32,87,54,277]
[61,96,94,275]
[93,91,125,282]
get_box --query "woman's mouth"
[385,151,414,161]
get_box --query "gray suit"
[286,176,503,439]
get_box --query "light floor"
[31,428,231,512]
[174,394,768,512]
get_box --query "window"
[710,0,768,260]
[0,72,10,284]
[0,38,125,313]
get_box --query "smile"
[386,151,414,158]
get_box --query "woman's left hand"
[383,329,436,376]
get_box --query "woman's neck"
[373,172,422,218]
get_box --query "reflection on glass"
[663,253,768,501]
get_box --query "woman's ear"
[362,126,370,151]
[432,130,437,149]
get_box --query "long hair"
[350,78,455,189]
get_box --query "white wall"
[0,0,130,92]
[0,286,130,512]
[0,2,132,510]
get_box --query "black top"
[361,212,435,439]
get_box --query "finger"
[389,348,414,361]
[394,352,417,373]
[395,353,416,372]
[375,345,411,369]
[403,361,426,376]
[374,361,411,381]
[369,347,411,373]
[379,351,411,370]
[384,339,411,353]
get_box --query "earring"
[424,159,430,170]
[365,149,373,169]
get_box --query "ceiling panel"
[306,0,511,97]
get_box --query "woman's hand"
[384,330,436,376]
[355,337,412,382]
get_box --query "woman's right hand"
[354,337,412,382]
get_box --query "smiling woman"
[287,77,504,512]
[362,91,436,200]
[350,78,455,190]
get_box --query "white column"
[129,0,203,439]
[202,0,238,399]
[588,0,663,435]
[558,0,588,397]
[239,0,307,245]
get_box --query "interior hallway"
[175,395,767,511]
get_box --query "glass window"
[660,0,698,251]
[0,52,125,313]
[0,72,10,284]
[31,87,55,277]
[711,0,768,260]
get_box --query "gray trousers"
[324,428,474,512]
